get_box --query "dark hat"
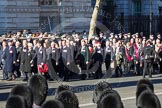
[95,41,101,44]
[157,34,161,37]
[37,40,43,44]
[8,39,13,42]
[56,38,62,42]
[146,39,151,44]
[106,38,110,41]
[143,36,146,39]
[124,34,128,37]
[110,33,114,35]
[93,34,98,37]
[83,35,88,39]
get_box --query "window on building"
[159,7,162,15]
[91,0,113,7]
[91,0,96,7]
[133,0,141,15]
[39,0,55,6]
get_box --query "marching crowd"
[0,30,162,81]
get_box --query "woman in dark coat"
[22,43,35,81]
[19,40,28,81]
[17,40,28,75]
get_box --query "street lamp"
[150,0,152,36]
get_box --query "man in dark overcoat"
[2,40,16,81]
[34,40,46,75]
[60,40,71,81]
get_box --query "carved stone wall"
[0,0,40,33]
[60,0,93,32]
[0,0,93,33]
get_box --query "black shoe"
[115,74,119,77]
[48,78,53,81]
[12,75,16,80]
[22,78,28,82]
[16,75,21,78]
[80,74,86,80]
[7,78,12,81]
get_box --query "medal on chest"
[9,50,13,53]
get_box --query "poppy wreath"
[38,64,48,73]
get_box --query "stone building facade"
[108,0,162,35]
[0,0,93,34]
[59,0,93,32]
[0,0,162,35]
[0,0,40,33]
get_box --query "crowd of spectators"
[5,75,162,108]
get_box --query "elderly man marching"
[141,40,155,78]
[2,40,16,81]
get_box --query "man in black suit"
[15,41,22,78]
[92,42,104,79]
[1,40,8,80]
[35,40,46,75]
[141,40,155,78]
[60,40,70,81]
[19,40,28,81]
[159,46,162,74]
[104,40,113,74]
[47,41,59,76]
[2,40,16,81]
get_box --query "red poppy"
[38,64,48,73]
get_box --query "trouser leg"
[105,61,112,77]
[28,72,32,79]
[148,62,153,78]
[143,61,147,78]
[98,63,103,78]
[22,72,28,81]
[105,61,110,71]
[119,65,123,76]
[115,65,121,77]
[80,63,87,80]
[128,62,130,72]
[136,63,140,75]
[3,70,8,80]
[135,61,140,75]
[160,61,162,74]
[15,66,21,77]
[126,62,130,73]
[7,72,13,80]
[94,62,102,79]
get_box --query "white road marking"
[79,92,162,107]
